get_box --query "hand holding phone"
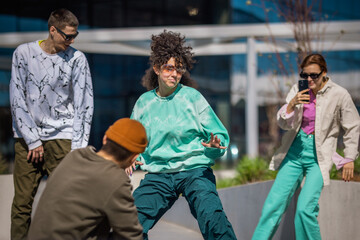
[298,80,310,103]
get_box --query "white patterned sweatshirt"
[9,40,94,150]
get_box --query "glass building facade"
[0,0,359,173]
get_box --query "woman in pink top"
[252,53,360,240]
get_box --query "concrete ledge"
[160,180,360,240]
[318,180,360,240]
[161,180,297,240]
[1,174,359,240]
[0,174,13,240]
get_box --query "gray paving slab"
[148,220,203,240]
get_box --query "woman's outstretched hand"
[125,160,143,176]
[201,133,227,149]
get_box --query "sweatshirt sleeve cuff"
[332,152,354,170]
[27,140,42,150]
[279,104,295,119]
[204,147,225,159]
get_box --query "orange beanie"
[105,118,148,154]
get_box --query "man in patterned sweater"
[9,8,93,239]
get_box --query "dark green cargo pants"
[133,167,237,240]
[11,138,71,240]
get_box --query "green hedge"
[216,156,277,189]
[216,150,360,189]
[330,150,360,180]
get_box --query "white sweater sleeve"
[9,46,42,150]
[277,84,299,130]
[70,52,94,150]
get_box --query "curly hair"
[141,30,198,90]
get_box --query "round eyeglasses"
[160,64,186,76]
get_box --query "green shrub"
[329,165,341,180]
[330,149,360,180]
[355,157,360,174]
[217,149,360,189]
[216,178,239,189]
[217,156,277,189]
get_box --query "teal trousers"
[252,129,323,240]
[133,167,237,240]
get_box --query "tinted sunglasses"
[299,70,323,80]
[55,27,79,41]
[160,64,186,75]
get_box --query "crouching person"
[28,118,147,240]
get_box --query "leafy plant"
[217,148,360,189]
[216,178,239,189]
[329,165,341,180]
[330,149,360,180]
[217,156,277,189]
[235,156,277,184]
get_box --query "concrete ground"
[149,220,203,240]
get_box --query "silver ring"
[39,153,44,156]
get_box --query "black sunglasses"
[299,70,323,80]
[55,27,79,41]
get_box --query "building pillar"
[246,37,258,158]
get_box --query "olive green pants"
[11,138,71,240]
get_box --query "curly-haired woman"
[128,30,237,240]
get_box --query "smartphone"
[298,80,309,103]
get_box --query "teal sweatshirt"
[131,84,229,173]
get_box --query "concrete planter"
[1,174,359,240]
